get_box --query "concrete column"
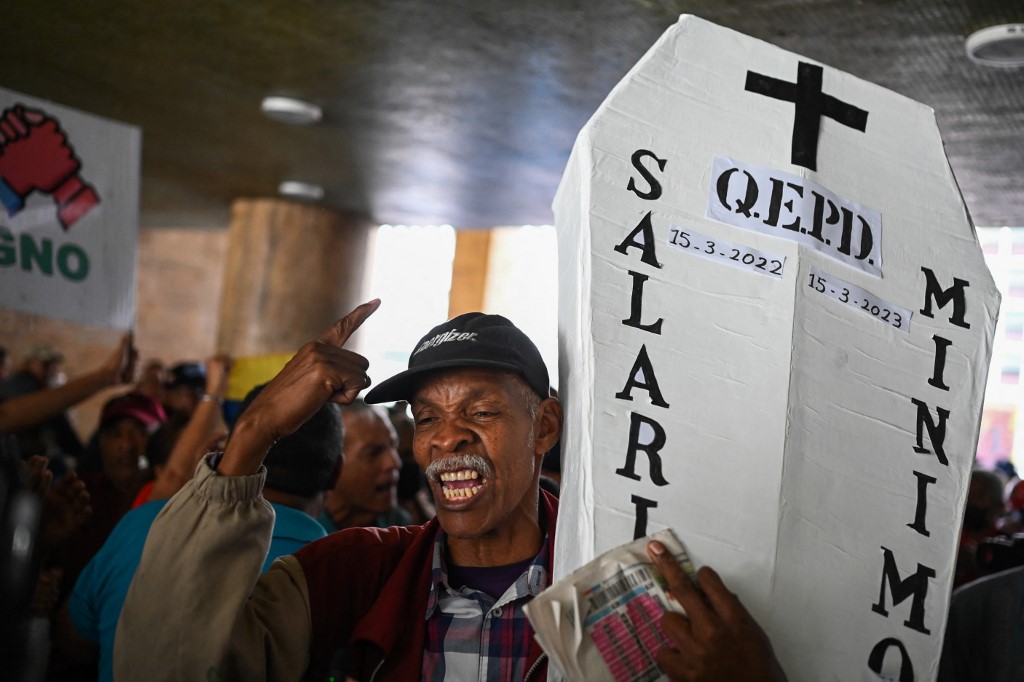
[217,199,372,356]
[448,229,492,318]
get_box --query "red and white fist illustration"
[0,104,100,229]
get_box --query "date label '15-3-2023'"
[807,266,911,333]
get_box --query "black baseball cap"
[165,362,206,391]
[364,312,549,404]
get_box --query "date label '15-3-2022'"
[667,225,786,278]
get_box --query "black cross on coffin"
[745,61,868,171]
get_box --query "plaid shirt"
[422,528,551,681]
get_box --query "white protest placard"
[0,87,140,329]
[554,15,999,681]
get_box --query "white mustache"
[425,454,494,484]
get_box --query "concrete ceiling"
[4,0,1022,228]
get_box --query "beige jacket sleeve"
[114,455,314,681]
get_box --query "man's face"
[335,409,401,516]
[411,368,556,546]
[98,417,147,484]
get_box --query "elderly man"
[319,401,410,532]
[117,302,781,681]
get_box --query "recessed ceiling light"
[278,181,325,201]
[260,96,322,124]
[966,24,1024,68]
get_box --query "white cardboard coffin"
[554,15,999,681]
[0,87,140,330]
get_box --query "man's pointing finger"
[320,298,381,347]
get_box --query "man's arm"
[0,333,136,435]
[115,301,379,681]
[147,354,231,502]
[116,458,293,680]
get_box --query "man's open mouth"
[439,469,485,501]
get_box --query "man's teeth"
[439,470,480,482]
[442,484,483,500]
[439,469,484,501]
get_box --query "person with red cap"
[56,393,167,592]
[46,391,166,679]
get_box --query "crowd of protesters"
[4,322,1022,681]
[0,337,440,681]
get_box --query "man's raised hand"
[99,331,138,386]
[218,299,380,477]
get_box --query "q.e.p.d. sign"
[554,15,998,682]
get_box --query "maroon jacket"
[295,490,559,681]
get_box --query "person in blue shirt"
[67,384,343,682]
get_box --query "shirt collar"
[425,524,552,619]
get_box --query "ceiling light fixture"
[260,96,322,124]
[278,181,325,201]
[965,24,1024,68]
